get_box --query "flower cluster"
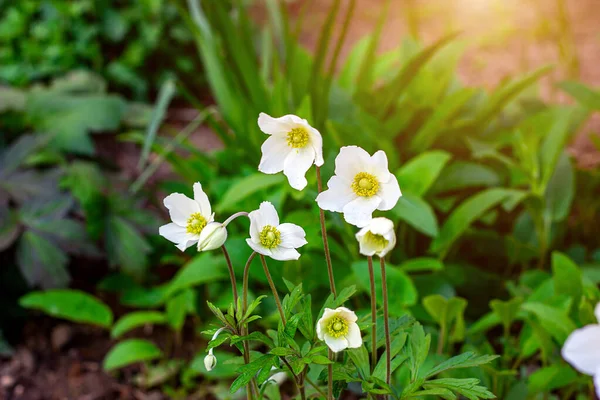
[159,112,403,376]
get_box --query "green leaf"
[347,345,371,379]
[322,285,357,310]
[230,354,277,393]
[425,352,499,378]
[408,323,430,381]
[544,152,574,221]
[20,289,113,328]
[27,91,127,154]
[397,151,452,196]
[528,364,578,393]
[521,302,576,343]
[270,347,296,356]
[105,216,150,278]
[423,295,467,343]
[111,312,167,338]
[164,253,226,298]
[489,298,522,333]
[399,258,444,273]
[423,378,495,400]
[138,78,176,169]
[430,188,524,256]
[558,80,600,110]
[392,193,438,237]
[166,289,194,332]
[551,252,583,309]
[103,339,163,371]
[431,162,501,194]
[16,231,70,289]
[352,261,418,309]
[216,173,285,213]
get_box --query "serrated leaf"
[103,339,162,371]
[20,289,112,328]
[425,352,499,378]
[16,231,70,289]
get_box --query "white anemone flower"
[246,201,307,261]
[159,182,215,251]
[315,146,401,227]
[204,352,217,371]
[316,307,362,353]
[356,217,396,258]
[257,113,324,191]
[561,302,600,397]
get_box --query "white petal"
[345,323,362,348]
[258,113,296,135]
[248,210,261,242]
[595,302,600,323]
[193,182,212,217]
[259,135,291,174]
[335,146,371,180]
[357,239,378,257]
[337,307,358,323]
[309,127,324,167]
[370,150,391,182]
[159,223,197,247]
[342,196,382,227]
[278,223,307,249]
[562,325,600,375]
[246,238,271,257]
[258,201,279,227]
[163,193,200,226]
[270,246,301,261]
[368,217,395,236]
[316,317,325,340]
[315,176,357,212]
[283,147,315,191]
[321,308,337,320]
[595,370,600,399]
[377,175,402,211]
[325,335,349,353]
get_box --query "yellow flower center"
[259,225,281,249]
[325,316,349,338]
[364,231,389,250]
[186,212,207,235]
[351,172,379,197]
[286,127,309,148]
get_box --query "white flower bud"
[355,217,396,258]
[197,222,228,252]
[204,352,217,371]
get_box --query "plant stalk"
[316,166,337,298]
[241,251,258,399]
[221,245,238,311]
[380,257,391,395]
[367,256,377,374]
[328,349,334,400]
[259,255,286,325]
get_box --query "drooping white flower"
[159,182,216,251]
[257,113,324,191]
[315,146,401,227]
[562,303,600,398]
[197,222,228,251]
[316,307,362,353]
[246,201,307,261]
[204,352,217,371]
[355,217,396,258]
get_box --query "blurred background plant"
[1,0,600,399]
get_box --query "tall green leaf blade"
[397,151,452,196]
[216,173,285,213]
[165,253,226,298]
[392,193,439,237]
[20,289,113,328]
[558,80,600,110]
[430,188,523,256]
[111,312,167,338]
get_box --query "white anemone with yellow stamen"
[159,182,216,251]
[315,146,401,227]
[317,307,362,353]
[355,217,396,258]
[246,201,307,261]
[257,113,324,191]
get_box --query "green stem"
[436,321,446,355]
[380,257,391,395]
[259,255,286,325]
[316,166,337,298]
[367,256,377,374]
[221,245,239,311]
[306,376,327,398]
[328,349,334,400]
[242,251,258,399]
